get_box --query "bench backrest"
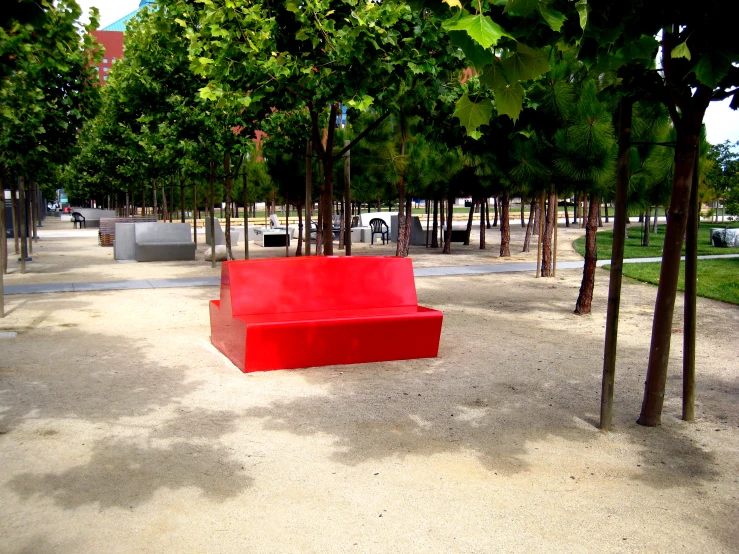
[222,256,418,316]
[135,222,192,243]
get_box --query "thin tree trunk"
[338,197,345,250]
[574,194,599,314]
[344,140,351,256]
[224,154,233,260]
[536,192,544,277]
[439,196,445,247]
[18,176,27,274]
[431,198,439,248]
[153,181,158,220]
[31,182,38,243]
[285,195,290,258]
[305,140,312,256]
[486,197,491,229]
[683,150,699,422]
[573,193,579,225]
[395,137,407,256]
[0,178,6,275]
[598,202,603,227]
[500,190,510,257]
[541,187,556,277]
[402,195,412,257]
[564,197,570,227]
[209,161,216,268]
[493,196,499,227]
[520,198,525,227]
[604,202,609,224]
[180,175,186,223]
[553,194,558,277]
[321,103,339,256]
[162,178,169,222]
[653,208,659,233]
[296,203,303,257]
[193,183,198,246]
[242,169,249,260]
[600,99,633,431]
[643,207,651,246]
[443,194,453,254]
[479,197,486,249]
[26,182,33,256]
[522,197,536,253]
[464,199,475,245]
[10,181,19,255]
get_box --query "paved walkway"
[4,254,738,296]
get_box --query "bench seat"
[209,257,443,372]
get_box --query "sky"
[77,0,738,147]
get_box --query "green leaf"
[691,54,730,89]
[446,14,510,49]
[538,2,566,32]
[442,0,463,8]
[453,93,494,136]
[480,60,508,89]
[575,0,589,31]
[495,83,523,123]
[286,1,300,12]
[671,42,691,61]
[449,31,494,69]
[504,0,539,16]
[500,43,550,82]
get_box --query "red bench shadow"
[209,256,443,372]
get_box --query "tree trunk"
[179,170,186,223]
[464,199,475,245]
[296,203,303,257]
[224,154,233,261]
[338,197,345,250]
[443,194,453,254]
[600,99,633,431]
[500,191,511,257]
[541,188,556,277]
[522,197,536,253]
[18,176,28,273]
[305,140,312,256]
[153,181,158,220]
[598,202,603,227]
[520,198,525,227]
[401,195,412,257]
[10,181,19,255]
[242,169,249,260]
[439,196,445,246]
[643,207,651,246]
[536,192,544,277]
[0,177,6,275]
[573,193,579,225]
[564,197,570,227]
[533,196,541,236]
[193,183,198,246]
[683,150,699,422]
[638,100,708,427]
[344,140,352,256]
[162,178,169,222]
[285,195,290,258]
[31,182,38,244]
[209,161,216,268]
[653,208,659,233]
[604,202,609,224]
[486,197,491,229]
[26,181,33,256]
[574,194,599,315]
[493,196,499,227]
[431,198,439,248]
[321,103,339,256]
[395,137,407,257]
[479,197,486,249]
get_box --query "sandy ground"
[0,217,737,553]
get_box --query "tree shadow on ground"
[0,299,251,510]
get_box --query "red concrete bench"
[209,256,443,372]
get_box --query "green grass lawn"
[573,221,739,259]
[608,258,739,305]
[572,222,739,305]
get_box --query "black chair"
[71,212,86,229]
[369,218,389,245]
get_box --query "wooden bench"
[209,256,443,372]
